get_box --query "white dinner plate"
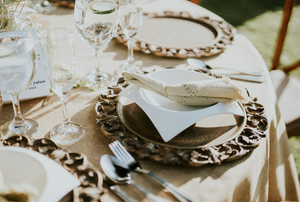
[120,69,246,142]
[0,147,80,202]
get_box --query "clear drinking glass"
[41,28,85,146]
[74,0,118,87]
[118,0,143,73]
[0,26,38,138]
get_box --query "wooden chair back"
[190,0,200,4]
[272,0,300,72]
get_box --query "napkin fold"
[122,72,248,106]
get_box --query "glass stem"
[61,93,70,127]
[127,37,134,64]
[94,49,103,77]
[10,94,24,125]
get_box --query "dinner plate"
[119,69,246,144]
[115,11,235,58]
[0,147,80,202]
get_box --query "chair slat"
[272,0,296,70]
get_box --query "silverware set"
[187,58,265,83]
[101,155,153,201]
[100,140,199,202]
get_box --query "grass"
[289,136,300,181]
[200,0,300,181]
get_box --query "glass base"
[0,119,38,139]
[87,71,113,88]
[50,122,85,146]
[118,62,142,74]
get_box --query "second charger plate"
[115,11,235,58]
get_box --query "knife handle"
[130,181,159,202]
[146,171,199,202]
[107,184,139,202]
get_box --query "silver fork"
[109,140,199,202]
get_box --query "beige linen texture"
[0,0,297,202]
[122,71,248,106]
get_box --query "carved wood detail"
[95,76,268,167]
[0,136,103,202]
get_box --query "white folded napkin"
[122,72,248,106]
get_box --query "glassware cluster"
[0,0,144,146]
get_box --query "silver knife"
[212,73,265,83]
[103,179,138,202]
[187,58,263,76]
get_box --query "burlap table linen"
[122,71,248,106]
[0,0,299,201]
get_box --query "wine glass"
[41,28,85,146]
[118,0,143,73]
[0,22,38,138]
[74,0,118,87]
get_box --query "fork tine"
[109,142,125,162]
[115,141,135,162]
[109,144,122,160]
[114,142,128,161]
[109,141,129,163]
[113,141,131,162]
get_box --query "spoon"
[100,154,159,202]
[187,58,263,76]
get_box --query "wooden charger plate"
[96,76,269,167]
[115,11,235,58]
[117,97,247,149]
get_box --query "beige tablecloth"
[1,0,299,201]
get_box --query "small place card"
[1,28,50,104]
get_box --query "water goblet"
[0,23,38,138]
[118,0,143,73]
[74,0,118,87]
[41,28,85,146]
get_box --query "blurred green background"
[200,0,300,182]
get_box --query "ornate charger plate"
[0,135,103,202]
[95,76,268,167]
[115,11,235,58]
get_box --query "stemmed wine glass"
[41,28,85,146]
[0,24,38,138]
[74,0,118,87]
[118,0,143,73]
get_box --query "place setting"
[93,64,268,200]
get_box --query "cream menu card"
[1,28,50,104]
